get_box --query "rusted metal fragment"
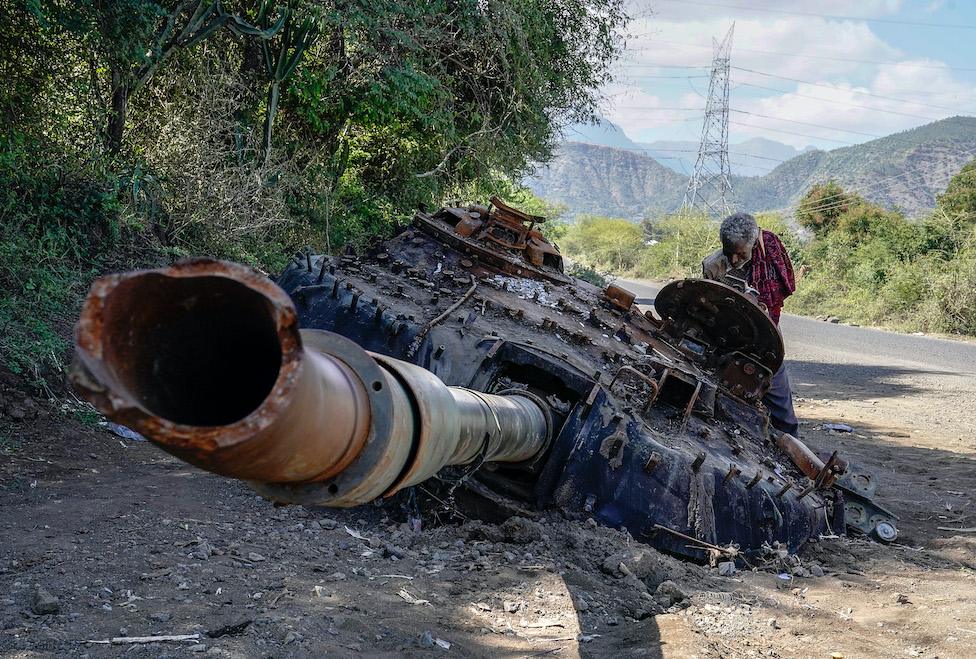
[772,429,844,486]
[603,284,636,312]
[414,197,568,284]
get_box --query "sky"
[600,0,976,168]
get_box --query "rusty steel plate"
[654,279,784,372]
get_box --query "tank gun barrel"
[70,259,550,507]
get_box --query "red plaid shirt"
[750,230,795,325]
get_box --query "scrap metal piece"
[655,279,784,373]
[603,284,636,312]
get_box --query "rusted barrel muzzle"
[71,259,550,507]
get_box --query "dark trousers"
[765,363,799,436]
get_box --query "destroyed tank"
[70,196,897,562]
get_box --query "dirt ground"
[2,356,975,658]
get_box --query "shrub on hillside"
[560,215,644,273]
[795,180,860,235]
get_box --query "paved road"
[615,277,976,443]
[616,277,976,374]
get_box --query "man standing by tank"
[702,212,799,436]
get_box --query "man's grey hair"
[719,212,759,249]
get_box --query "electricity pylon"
[683,23,735,216]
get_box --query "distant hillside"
[528,117,976,219]
[527,142,687,219]
[563,117,811,176]
[736,117,976,215]
[563,119,640,151]
[638,136,813,177]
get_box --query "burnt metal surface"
[271,201,895,558]
[71,198,898,563]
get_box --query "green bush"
[560,215,645,273]
[0,132,128,382]
[637,212,718,278]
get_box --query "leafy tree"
[936,157,976,221]
[0,0,629,384]
[795,180,860,235]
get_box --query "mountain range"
[531,116,976,219]
[564,118,815,177]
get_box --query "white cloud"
[620,16,902,81]
[729,61,976,148]
[629,0,904,23]
[598,83,705,139]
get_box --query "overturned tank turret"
[70,196,896,562]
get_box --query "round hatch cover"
[654,279,784,372]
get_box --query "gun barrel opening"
[99,274,283,427]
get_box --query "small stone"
[30,586,60,615]
[575,597,589,612]
[504,601,520,613]
[896,593,911,605]
[283,631,300,644]
[246,552,266,562]
[384,544,408,559]
[718,561,736,577]
[320,518,338,530]
[768,618,780,629]
[150,612,173,622]
[810,565,825,578]
[654,580,686,606]
[189,644,207,652]
[503,551,516,563]
[419,631,436,648]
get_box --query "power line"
[629,147,787,163]
[729,109,885,139]
[615,105,893,138]
[600,106,705,111]
[652,0,976,30]
[612,73,710,79]
[613,62,711,69]
[614,61,976,108]
[638,39,976,73]
[733,67,976,115]
[734,81,946,122]
[729,120,859,145]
